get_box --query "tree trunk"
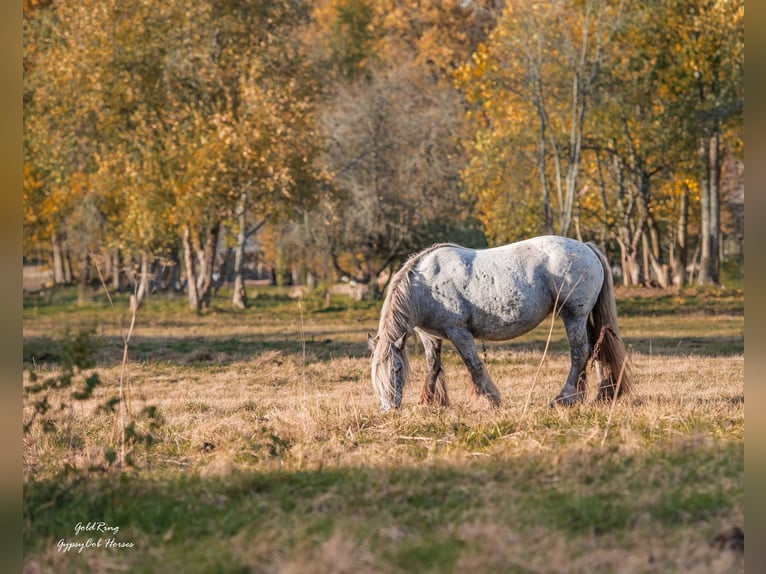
[618,238,641,287]
[51,235,67,285]
[646,218,669,288]
[63,247,74,284]
[641,234,651,286]
[76,250,90,306]
[135,252,151,307]
[645,238,670,288]
[536,105,555,235]
[196,220,221,309]
[170,250,183,292]
[688,243,701,285]
[275,245,290,287]
[699,130,721,285]
[671,184,689,289]
[183,223,201,311]
[232,272,247,309]
[709,132,721,282]
[232,203,249,309]
[214,247,232,295]
[617,194,645,288]
[99,250,111,286]
[112,250,121,291]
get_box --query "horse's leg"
[445,327,501,407]
[416,330,449,406]
[552,313,590,406]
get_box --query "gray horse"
[368,236,632,410]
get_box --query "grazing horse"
[367,236,631,410]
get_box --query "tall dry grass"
[23,338,743,475]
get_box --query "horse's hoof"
[550,393,581,407]
[486,393,502,409]
[472,393,502,410]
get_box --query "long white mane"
[378,243,459,340]
[371,243,458,404]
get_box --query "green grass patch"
[616,287,744,317]
[23,285,380,322]
[24,439,742,573]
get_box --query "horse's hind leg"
[446,327,501,408]
[552,314,590,406]
[417,330,449,407]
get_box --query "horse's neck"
[379,285,412,341]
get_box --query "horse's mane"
[371,243,460,406]
[378,243,460,341]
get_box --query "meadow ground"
[22,285,744,573]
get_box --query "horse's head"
[368,332,409,410]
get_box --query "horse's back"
[410,236,604,340]
[419,235,600,293]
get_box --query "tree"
[320,62,475,284]
[306,0,498,283]
[580,0,687,286]
[159,0,327,309]
[587,0,743,286]
[457,0,623,241]
[23,0,103,287]
[24,0,743,297]
[675,0,744,285]
[24,0,182,301]
[456,0,743,290]
[24,0,328,310]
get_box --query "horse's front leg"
[445,327,501,408]
[552,315,590,406]
[416,329,449,407]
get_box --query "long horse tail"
[586,242,632,400]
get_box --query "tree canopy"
[24,0,744,302]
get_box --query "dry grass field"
[22,286,744,573]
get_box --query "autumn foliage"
[24,0,744,305]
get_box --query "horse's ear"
[393,333,407,350]
[367,333,378,353]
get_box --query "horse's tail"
[586,242,632,400]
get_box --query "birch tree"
[457,0,622,240]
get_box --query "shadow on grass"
[23,440,743,573]
[472,333,744,358]
[23,286,381,320]
[22,329,744,373]
[22,330,375,369]
[616,289,744,317]
[622,335,743,356]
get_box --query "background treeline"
[23,0,744,309]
